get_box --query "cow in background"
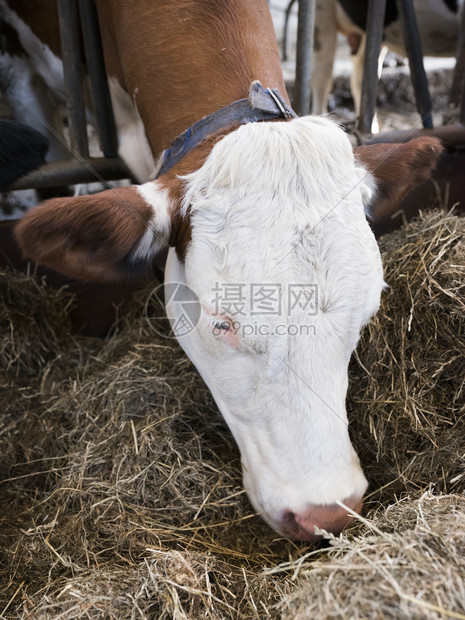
[312,0,462,115]
[0,0,153,182]
[0,119,48,190]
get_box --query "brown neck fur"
[97,0,287,158]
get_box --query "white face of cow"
[165,116,384,540]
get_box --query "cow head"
[16,116,442,540]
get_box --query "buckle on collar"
[249,81,296,120]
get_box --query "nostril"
[281,510,311,540]
[282,510,298,531]
[281,495,364,541]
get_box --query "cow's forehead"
[183,116,379,301]
[182,115,374,254]
[182,115,363,220]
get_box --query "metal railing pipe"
[78,0,119,158]
[57,0,90,157]
[294,0,315,116]
[396,0,433,128]
[358,0,387,134]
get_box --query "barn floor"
[1,209,464,619]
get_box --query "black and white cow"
[312,0,462,115]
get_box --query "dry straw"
[1,209,464,619]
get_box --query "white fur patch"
[109,78,154,183]
[131,182,171,261]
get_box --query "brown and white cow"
[312,0,462,116]
[7,0,442,540]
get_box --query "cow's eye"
[208,316,239,347]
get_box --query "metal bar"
[283,0,298,62]
[78,0,119,158]
[449,6,465,107]
[358,0,387,134]
[294,0,315,116]
[10,158,131,190]
[57,0,90,157]
[361,125,465,147]
[449,4,465,123]
[396,0,433,128]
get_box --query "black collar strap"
[154,80,297,179]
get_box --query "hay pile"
[1,209,464,619]
[349,209,465,498]
[280,492,465,619]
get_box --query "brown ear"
[15,183,172,282]
[354,137,443,222]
